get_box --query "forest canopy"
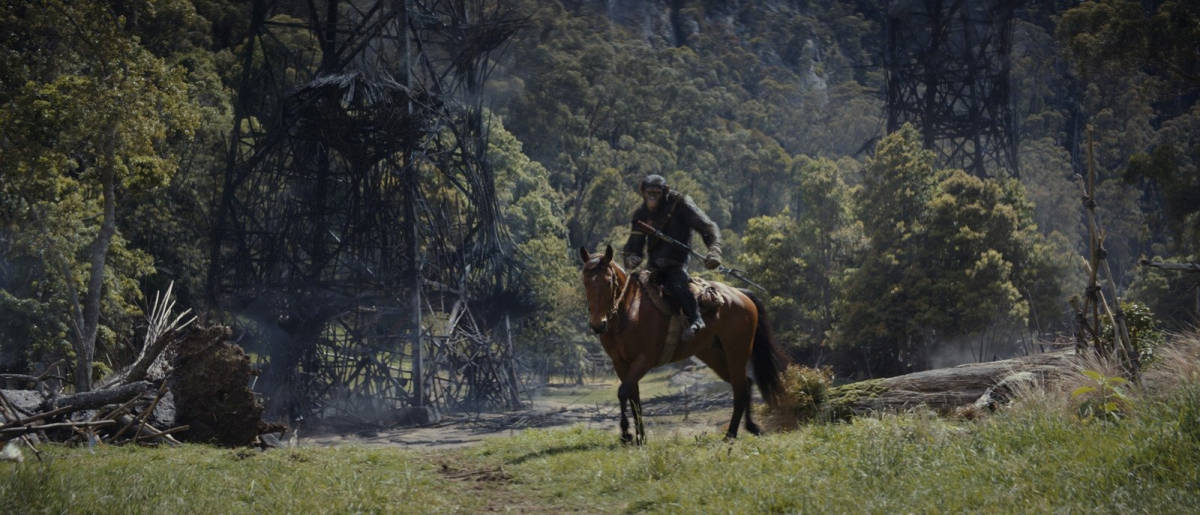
[1,0,1197,393]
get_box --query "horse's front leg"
[611,359,635,444]
[618,381,645,445]
[618,386,634,444]
[617,357,654,445]
[630,382,646,445]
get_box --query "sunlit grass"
[468,382,1200,513]
[6,376,1199,514]
[0,445,471,514]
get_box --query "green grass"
[5,382,1200,514]
[536,369,681,407]
[470,384,1200,513]
[0,445,475,514]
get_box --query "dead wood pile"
[0,324,272,460]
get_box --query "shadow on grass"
[507,441,616,465]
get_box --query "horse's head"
[579,244,623,335]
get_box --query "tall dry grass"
[1006,330,1200,418]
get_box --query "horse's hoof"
[621,434,635,445]
[723,433,737,442]
[746,423,762,436]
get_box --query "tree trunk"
[75,123,120,393]
[39,381,154,412]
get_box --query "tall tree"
[742,157,862,349]
[0,0,199,390]
[834,126,1053,376]
[835,125,940,376]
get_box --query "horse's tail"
[741,289,791,407]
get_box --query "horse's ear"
[579,246,590,264]
[603,245,614,263]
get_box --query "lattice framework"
[885,0,1022,177]
[208,0,529,422]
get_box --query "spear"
[634,220,768,293]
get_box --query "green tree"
[488,114,592,380]
[0,0,199,390]
[742,157,862,348]
[1058,0,1200,321]
[835,126,1054,376]
[1059,0,1200,93]
[835,125,940,375]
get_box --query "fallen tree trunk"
[828,349,1076,417]
[38,381,155,412]
[0,420,116,435]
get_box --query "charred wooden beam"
[1139,259,1200,273]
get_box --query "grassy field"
[4,375,1200,514]
[535,369,685,407]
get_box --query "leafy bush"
[1125,301,1167,364]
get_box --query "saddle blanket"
[631,271,728,366]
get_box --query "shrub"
[758,364,834,431]
[1071,369,1132,422]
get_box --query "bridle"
[590,260,631,334]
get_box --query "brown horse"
[579,245,789,444]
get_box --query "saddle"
[631,270,727,367]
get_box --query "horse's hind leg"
[741,379,762,435]
[725,371,752,440]
[694,347,747,439]
[720,315,759,440]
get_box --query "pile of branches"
[1,380,184,459]
[0,284,270,461]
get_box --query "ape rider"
[621,174,722,340]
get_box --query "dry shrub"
[758,364,834,432]
[1141,331,1200,396]
[997,348,1131,419]
[1002,369,1070,414]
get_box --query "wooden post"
[504,313,522,408]
[399,0,426,409]
[1084,128,1102,352]
[1076,125,1139,379]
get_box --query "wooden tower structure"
[885,0,1022,177]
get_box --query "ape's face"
[643,186,664,211]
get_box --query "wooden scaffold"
[207,0,529,425]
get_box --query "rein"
[605,263,633,330]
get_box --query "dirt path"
[288,369,748,512]
[300,368,736,450]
